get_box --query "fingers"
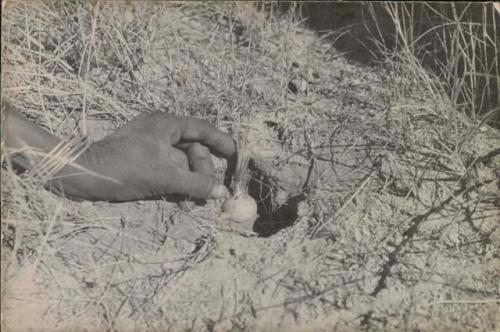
[167,145,228,200]
[168,146,190,170]
[209,184,230,198]
[172,117,236,159]
[169,169,228,199]
[186,143,215,176]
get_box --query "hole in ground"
[247,159,308,237]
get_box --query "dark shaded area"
[279,2,374,64]
[278,2,499,127]
[254,192,306,237]
[223,149,303,236]
[245,159,306,237]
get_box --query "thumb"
[169,169,229,200]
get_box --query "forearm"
[2,103,120,201]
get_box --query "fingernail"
[209,184,230,199]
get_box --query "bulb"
[222,191,258,226]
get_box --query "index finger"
[172,116,236,159]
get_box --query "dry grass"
[1,1,499,331]
[366,2,499,125]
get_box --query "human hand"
[75,111,236,202]
[4,102,236,202]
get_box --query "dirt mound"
[2,2,499,331]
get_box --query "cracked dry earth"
[1,2,499,331]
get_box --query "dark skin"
[3,102,236,202]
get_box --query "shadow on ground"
[280,2,499,127]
